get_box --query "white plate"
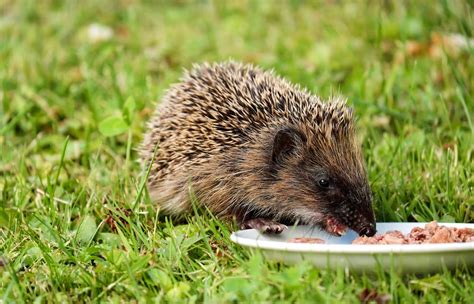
[230,222,474,273]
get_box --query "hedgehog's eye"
[318,179,330,188]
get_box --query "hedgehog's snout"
[358,222,376,237]
[352,211,376,236]
[335,202,376,237]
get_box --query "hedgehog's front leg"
[240,218,288,234]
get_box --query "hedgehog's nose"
[359,223,376,237]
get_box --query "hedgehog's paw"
[240,218,288,234]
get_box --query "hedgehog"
[140,62,376,237]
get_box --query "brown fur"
[141,62,375,235]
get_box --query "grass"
[1,0,473,302]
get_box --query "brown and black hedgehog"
[140,62,376,237]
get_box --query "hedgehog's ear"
[272,127,306,163]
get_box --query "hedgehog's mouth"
[324,216,348,236]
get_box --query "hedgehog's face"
[270,127,376,237]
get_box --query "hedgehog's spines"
[141,61,366,218]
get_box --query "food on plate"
[288,237,326,244]
[352,221,474,245]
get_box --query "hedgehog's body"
[141,62,376,236]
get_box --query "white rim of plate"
[230,222,474,254]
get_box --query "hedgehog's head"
[265,101,376,237]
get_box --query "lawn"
[1,0,473,302]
